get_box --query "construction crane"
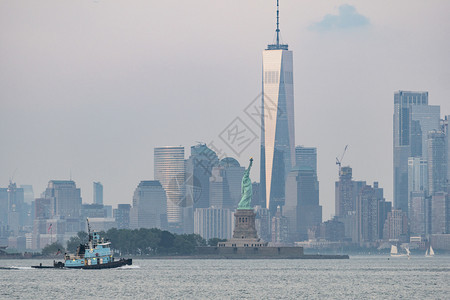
[336,145,349,174]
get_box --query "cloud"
[309,4,370,32]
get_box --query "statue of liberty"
[237,158,253,210]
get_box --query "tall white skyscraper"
[154,146,185,231]
[260,1,295,213]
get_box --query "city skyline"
[1,1,450,220]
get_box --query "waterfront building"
[431,234,450,250]
[154,146,185,232]
[409,191,428,235]
[335,166,366,217]
[113,204,131,229]
[378,199,392,240]
[393,91,440,213]
[284,167,322,241]
[130,181,167,230]
[93,182,103,205]
[427,130,447,195]
[295,146,317,174]
[271,206,289,244]
[260,0,295,214]
[194,207,234,240]
[356,182,387,246]
[431,192,449,234]
[254,205,271,241]
[319,217,345,242]
[383,209,408,241]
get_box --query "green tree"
[42,242,65,256]
[99,227,206,256]
[66,231,88,253]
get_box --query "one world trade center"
[260,0,295,214]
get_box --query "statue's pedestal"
[233,209,257,239]
[219,209,268,247]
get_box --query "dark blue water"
[1,256,449,299]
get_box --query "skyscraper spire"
[267,0,288,50]
[276,0,280,47]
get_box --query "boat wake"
[0,266,33,270]
[118,265,140,269]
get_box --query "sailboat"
[425,245,435,257]
[391,245,410,258]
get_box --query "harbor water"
[1,255,449,299]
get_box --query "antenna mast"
[276,0,280,47]
[267,0,288,50]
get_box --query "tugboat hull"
[67,258,132,269]
[32,258,132,269]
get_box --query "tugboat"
[33,219,132,269]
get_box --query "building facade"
[209,166,232,209]
[393,91,440,213]
[295,146,317,174]
[271,206,289,244]
[113,204,131,229]
[284,167,322,242]
[130,181,167,230]
[260,12,295,214]
[43,180,82,233]
[335,167,366,217]
[194,207,234,240]
[93,182,103,205]
[407,157,428,216]
[431,192,449,234]
[219,157,245,208]
[185,144,219,209]
[154,146,185,232]
[427,130,447,195]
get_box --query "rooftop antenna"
[267,0,288,50]
[276,0,280,47]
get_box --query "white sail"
[425,249,429,256]
[391,245,398,254]
[429,246,435,256]
[406,248,410,256]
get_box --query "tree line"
[61,228,226,256]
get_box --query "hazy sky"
[1,0,449,219]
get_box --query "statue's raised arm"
[237,158,253,210]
